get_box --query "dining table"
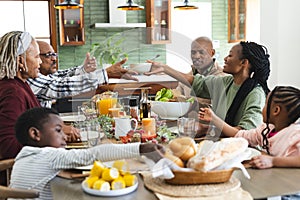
[54,113,300,200]
[51,165,300,200]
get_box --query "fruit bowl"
[151,101,191,120]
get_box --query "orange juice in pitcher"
[96,91,118,115]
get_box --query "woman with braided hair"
[0,31,41,160]
[200,86,300,169]
[0,31,41,185]
[146,41,271,137]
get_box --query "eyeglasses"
[40,52,58,58]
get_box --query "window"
[228,0,246,43]
[0,0,57,52]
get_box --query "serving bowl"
[129,63,152,74]
[151,101,191,120]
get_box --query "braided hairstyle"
[225,41,271,126]
[240,41,271,95]
[261,86,300,154]
[15,107,59,145]
[0,31,30,80]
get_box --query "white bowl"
[151,101,191,120]
[129,63,152,74]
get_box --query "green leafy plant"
[97,115,114,138]
[90,36,128,66]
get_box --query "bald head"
[37,41,57,75]
[190,36,215,74]
[191,36,213,50]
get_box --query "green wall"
[57,0,234,69]
[211,0,235,65]
[57,0,166,69]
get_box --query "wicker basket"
[165,168,234,185]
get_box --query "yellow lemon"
[111,177,126,190]
[112,160,130,175]
[92,179,111,191]
[123,174,138,187]
[102,167,119,182]
[85,176,99,188]
[90,161,106,177]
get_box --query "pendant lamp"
[54,0,83,10]
[117,0,144,11]
[174,0,198,10]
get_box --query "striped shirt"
[9,143,140,200]
[27,66,108,108]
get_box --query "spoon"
[149,54,160,61]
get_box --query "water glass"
[86,122,101,147]
[177,117,196,137]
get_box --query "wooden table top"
[51,163,300,200]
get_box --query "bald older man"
[176,36,225,101]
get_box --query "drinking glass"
[86,121,101,147]
[177,117,196,137]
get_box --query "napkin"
[151,158,194,179]
[214,149,251,179]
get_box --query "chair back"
[0,159,39,199]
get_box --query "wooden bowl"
[165,168,234,185]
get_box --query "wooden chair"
[0,159,39,199]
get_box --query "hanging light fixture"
[117,0,144,11]
[174,0,198,10]
[54,0,83,10]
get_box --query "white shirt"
[9,143,140,200]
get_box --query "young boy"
[9,107,164,200]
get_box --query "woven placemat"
[155,187,253,200]
[141,172,241,197]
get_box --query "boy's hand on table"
[140,143,165,163]
[62,124,81,142]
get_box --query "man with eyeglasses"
[28,41,137,108]
[27,41,138,141]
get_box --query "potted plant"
[90,35,128,68]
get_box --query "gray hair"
[0,31,33,79]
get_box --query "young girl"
[199,86,300,169]
[10,107,164,200]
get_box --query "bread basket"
[165,168,234,185]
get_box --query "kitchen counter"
[53,74,178,113]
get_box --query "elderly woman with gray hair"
[0,31,42,162]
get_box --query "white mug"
[114,117,138,139]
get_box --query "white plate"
[75,161,113,170]
[160,117,179,120]
[80,131,105,141]
[60,115,86,122]
[168,126,179,134]
[81,179,138,197]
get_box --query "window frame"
[228,0,247,43]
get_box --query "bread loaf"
[169,137,197,161]
[187,138,248,171]
[164,153,184,168]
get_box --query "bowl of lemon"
[81,160,138,196]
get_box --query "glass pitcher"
[95,91,118,116]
